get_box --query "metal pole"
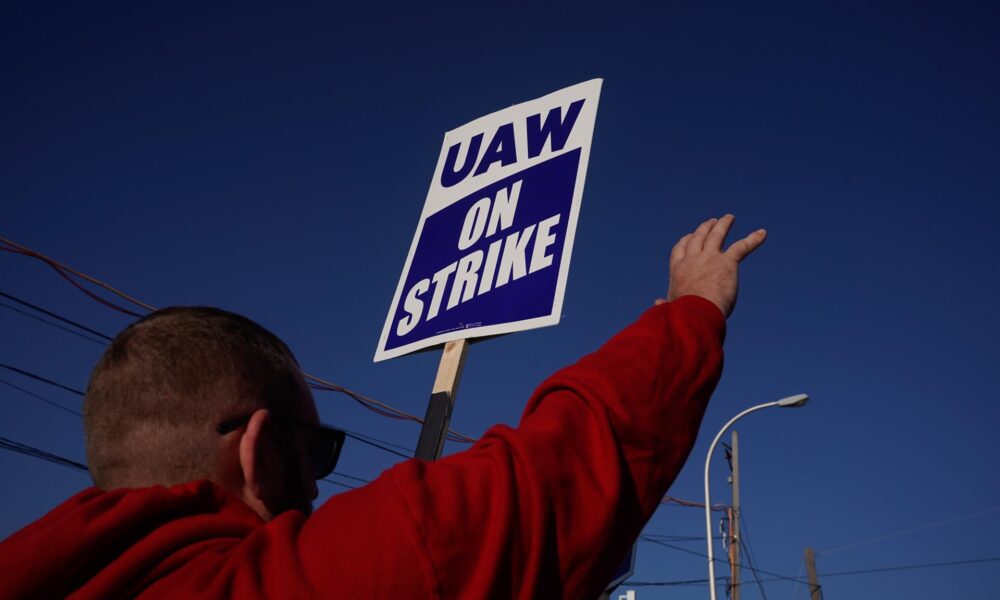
[729,430,741,600]
[704,401,780,600]
[703,394,808,600]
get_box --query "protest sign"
[375,79,602,362]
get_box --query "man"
[0,215,765,599]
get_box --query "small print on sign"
[375,79,602,362]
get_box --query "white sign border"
[374,79,603,362]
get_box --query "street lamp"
[704,394,809,600]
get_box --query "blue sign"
[376,80,602,361]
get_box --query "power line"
[0,295,438,450]
[320,478,357,490]
[739,534,770,600]
[624,578,710,587]
[343,431,412,459]
[740,512,772,600]
[325,471,370,484]
[639,536,716,560]
[0,436,89,473]
[0,433,369,491]
[0,238,154,313]
[1,363,416,463]
[0,362,85,396]
[308,380,422,424]
[661,495,729,511]
[0,241,145,317]
[622,532,1000,587]
[0,300,108,346]
[639,535,805,584]
[818,556,1000,579]
[341,427,414,455]
[628,556,1000,589]
[0,376,81,417]
[791,562,808,600]
[0,290,113,341]
[642,532,719,542]
[796,505,1000,599]
[321,469,375,490]
[818,505,1000,557]
[765,556,1000,585]
[307,377,475,444]
[1,235,477,443]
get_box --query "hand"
[659,214,766,318]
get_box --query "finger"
[724,229,767,262]
[688,217,718,252]
[670,233,692,267]
[705,214,735,252]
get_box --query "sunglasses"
[216,413,346,480]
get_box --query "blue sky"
[2,2,998,598]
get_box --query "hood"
[0,480,263,599]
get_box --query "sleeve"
[383,295,727,599]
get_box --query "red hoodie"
[0,296,725,599]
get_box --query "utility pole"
[727,430,741,600]
[804,547,822,600]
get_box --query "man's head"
[83,306,321,519]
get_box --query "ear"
[238,408,276,519]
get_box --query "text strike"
[396,180,560,336]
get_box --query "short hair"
[83,306,302,490]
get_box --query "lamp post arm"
[703,401,781,600]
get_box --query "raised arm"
[291,215,766,599]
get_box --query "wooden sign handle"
[415,339,470,460]
[433,339,470,397]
